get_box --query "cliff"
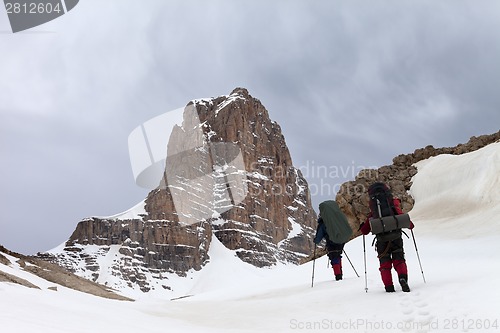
[40,88,317,293]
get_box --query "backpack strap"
[377,241,392,259]
[394,215,400,229]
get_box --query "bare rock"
[337,130,500,233]
[40,88,317,292]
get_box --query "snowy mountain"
[38,88,317,294]
[0,245,131,301]
[2,140,499,332]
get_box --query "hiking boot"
[399,275,411,292]
[335,274,343,281]
[385,285,395,292]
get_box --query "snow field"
[1,142,499,332]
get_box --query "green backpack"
[319,200,353,244]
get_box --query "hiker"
[314,216,345,280]
[360,182,414,293]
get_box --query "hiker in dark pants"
[314,216,345,281]
[360,183,414,292]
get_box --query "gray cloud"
[1,0,499,254]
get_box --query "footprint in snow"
[402,308,414,315]
[398,289,435,332]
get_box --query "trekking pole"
[363,235,368,293]
[311,244,317,288]
[411,230,426,283]
[343,250,359,277]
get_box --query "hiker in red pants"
[314,216,345,281]
[360,182,414,292]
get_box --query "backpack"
[318,200,353,244]
[367,182,411,237]
[368,182,395,218]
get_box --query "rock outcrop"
[1,245,132,301]
[336,130,500,233]
[41,88,317,293]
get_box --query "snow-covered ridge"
[94,200,147,220]
[193,90,247,118]
[409,141,500,237]
[0,247,131,301]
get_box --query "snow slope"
[1,142,499,332]
[410,142,500,237]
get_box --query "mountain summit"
[41,88,317,293]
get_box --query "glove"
[358,222,365,231]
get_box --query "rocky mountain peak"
[42,88,317,293]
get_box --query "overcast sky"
[1,0,499,254]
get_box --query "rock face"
[41,88,317,293]
[336,130,500,233]
[1,245,131,301]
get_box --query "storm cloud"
[1,0,499,254]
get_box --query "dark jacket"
[314,218,328,245]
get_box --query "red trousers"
[333,262,342,276]
[380,259,408,286]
